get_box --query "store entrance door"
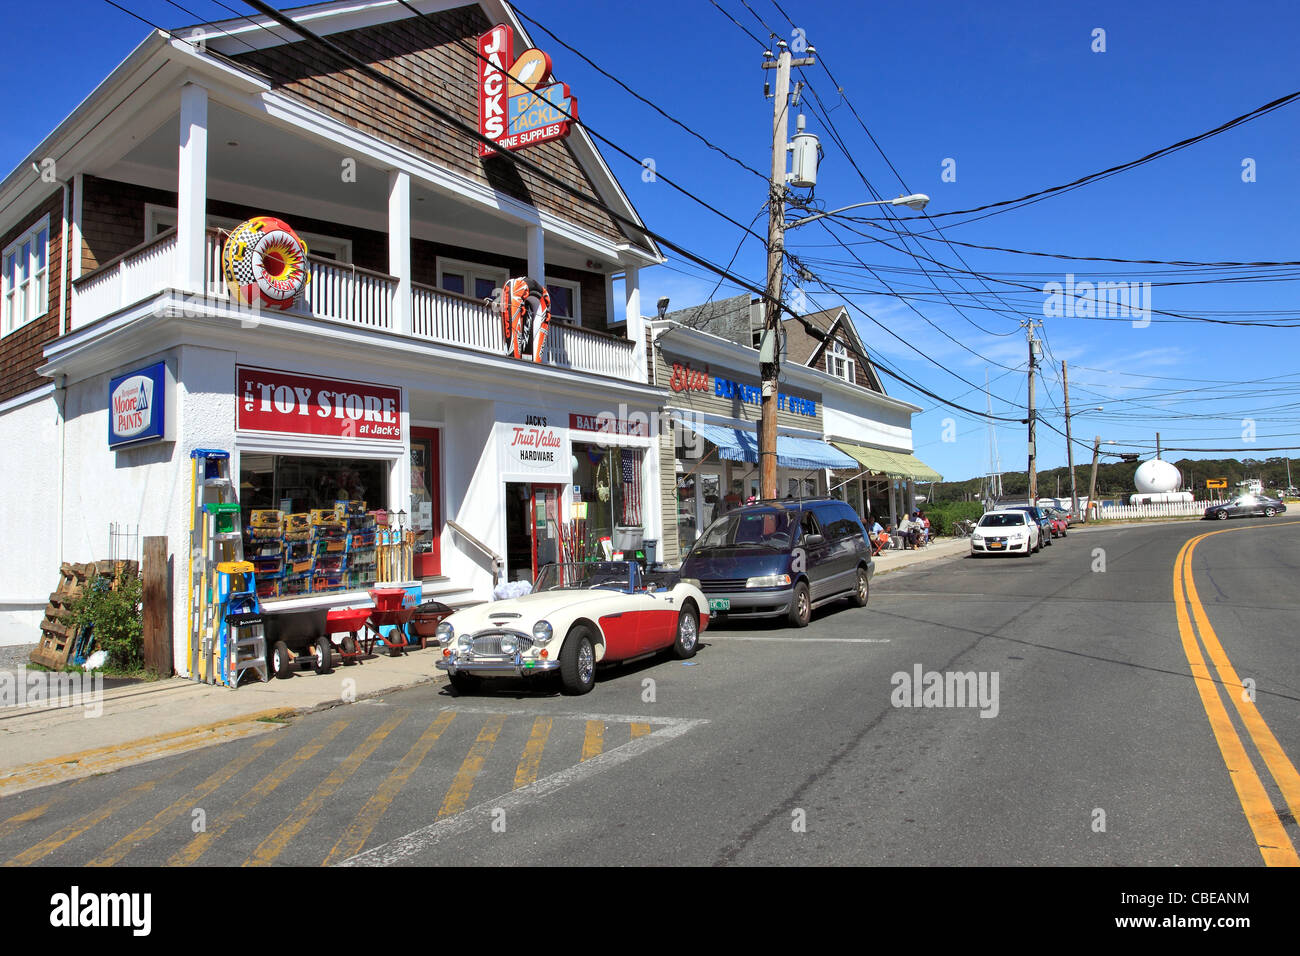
[505,483,564,582]
[410,427,442,578]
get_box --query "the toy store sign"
[109,360,173,449]
[478,24,577,156]
[237,366,402,441]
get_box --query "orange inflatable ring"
[222,217,310,310]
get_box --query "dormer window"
[828,338,854,382]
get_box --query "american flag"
[620,449,642,526]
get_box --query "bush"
[69,570,143,670]
[923,501,985,537]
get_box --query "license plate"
[709,598,731,611]
[989,541,1003,549]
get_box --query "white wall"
[823,400,914,453]
[0,391,61,646]
[440,398,499,596]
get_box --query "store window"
[571,443,643,559]
[239,454,391,595]
[2,215,49,336]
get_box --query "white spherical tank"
[1134,458,1182,494]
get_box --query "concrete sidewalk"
[0,541,976,797]
[0,647,445,797]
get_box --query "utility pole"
[759,40,814,500]
[1086,435,1101,522]
[1156,432,1161,460]
[1063,360,1078,517]
[1025,321,1040,506]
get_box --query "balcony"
[70,229,641,382]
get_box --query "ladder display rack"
[188,449,244,686]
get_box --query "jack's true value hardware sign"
[478,23,577,156]
[237,366,402,441]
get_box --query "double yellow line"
[1173,522,1300,866]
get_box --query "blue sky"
[6,0,1298,483]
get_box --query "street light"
[787,194,931,230]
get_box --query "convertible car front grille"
[470,632,534,657]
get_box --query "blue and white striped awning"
[687,422,858,471]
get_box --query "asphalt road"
[2,518,1297,866]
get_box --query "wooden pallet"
[29,560,139,670]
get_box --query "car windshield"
[534,562,635,593]
[978,513,1026,528]
[695,510,797,550]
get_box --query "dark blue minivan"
[680,498,873,628]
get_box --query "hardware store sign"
[500,415,568,479]
[237,366,402,441]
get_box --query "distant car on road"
[1003,505,1055,546]
[1203,495,1287,520]
[970,510,1041,557]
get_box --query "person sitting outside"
[897,514,917,550]
[869,518,886,556]
[914,511,930,546]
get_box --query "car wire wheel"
[673,608,699,659]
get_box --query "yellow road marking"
[323,711,457,866]
[168,719,348,867]
[438,713,507,818]
[513,717,553,790]
[87,735,278,867]
[244,714,404,866]
[630,722,652,740]
[1182,528,1300,825]
[581,720,604,762]
[1173,534,1299,866]
[4,761,192,866]
[0,804,49,843]
[0,707,294,796]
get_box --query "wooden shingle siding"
[1,190,64,404]
[232,7,632,247]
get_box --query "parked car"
[680,498,873,628]
[1203,495,1287,520]
[1041,508,1068,538]
[434,561,708,695]
[970,510,1041,557]
[1003,505,1054,546]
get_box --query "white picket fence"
[1093,500,1212,520]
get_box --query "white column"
[388,169,412,335]
[176,83,208,294]
[604,272,616,328]
[888,478,898,531]
[526,225,545,285]
[623,264,645,381]
[71,173,84,281]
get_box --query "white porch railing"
[71,230,641,380]
[71,229,177,330]
[412,281,638,379]
[1094,500,1213,520]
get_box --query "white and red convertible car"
[435,561,709,695]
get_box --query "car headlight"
[746,573,792,588]
[500,635,518,655]
[457,634,472,651]
[532,621,553,645]
[436,622,454,645]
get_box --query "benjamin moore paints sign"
[108,361,173,449]
[477,24,577,156]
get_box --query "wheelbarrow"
[325,606,373,666]
[362,606,416,657]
